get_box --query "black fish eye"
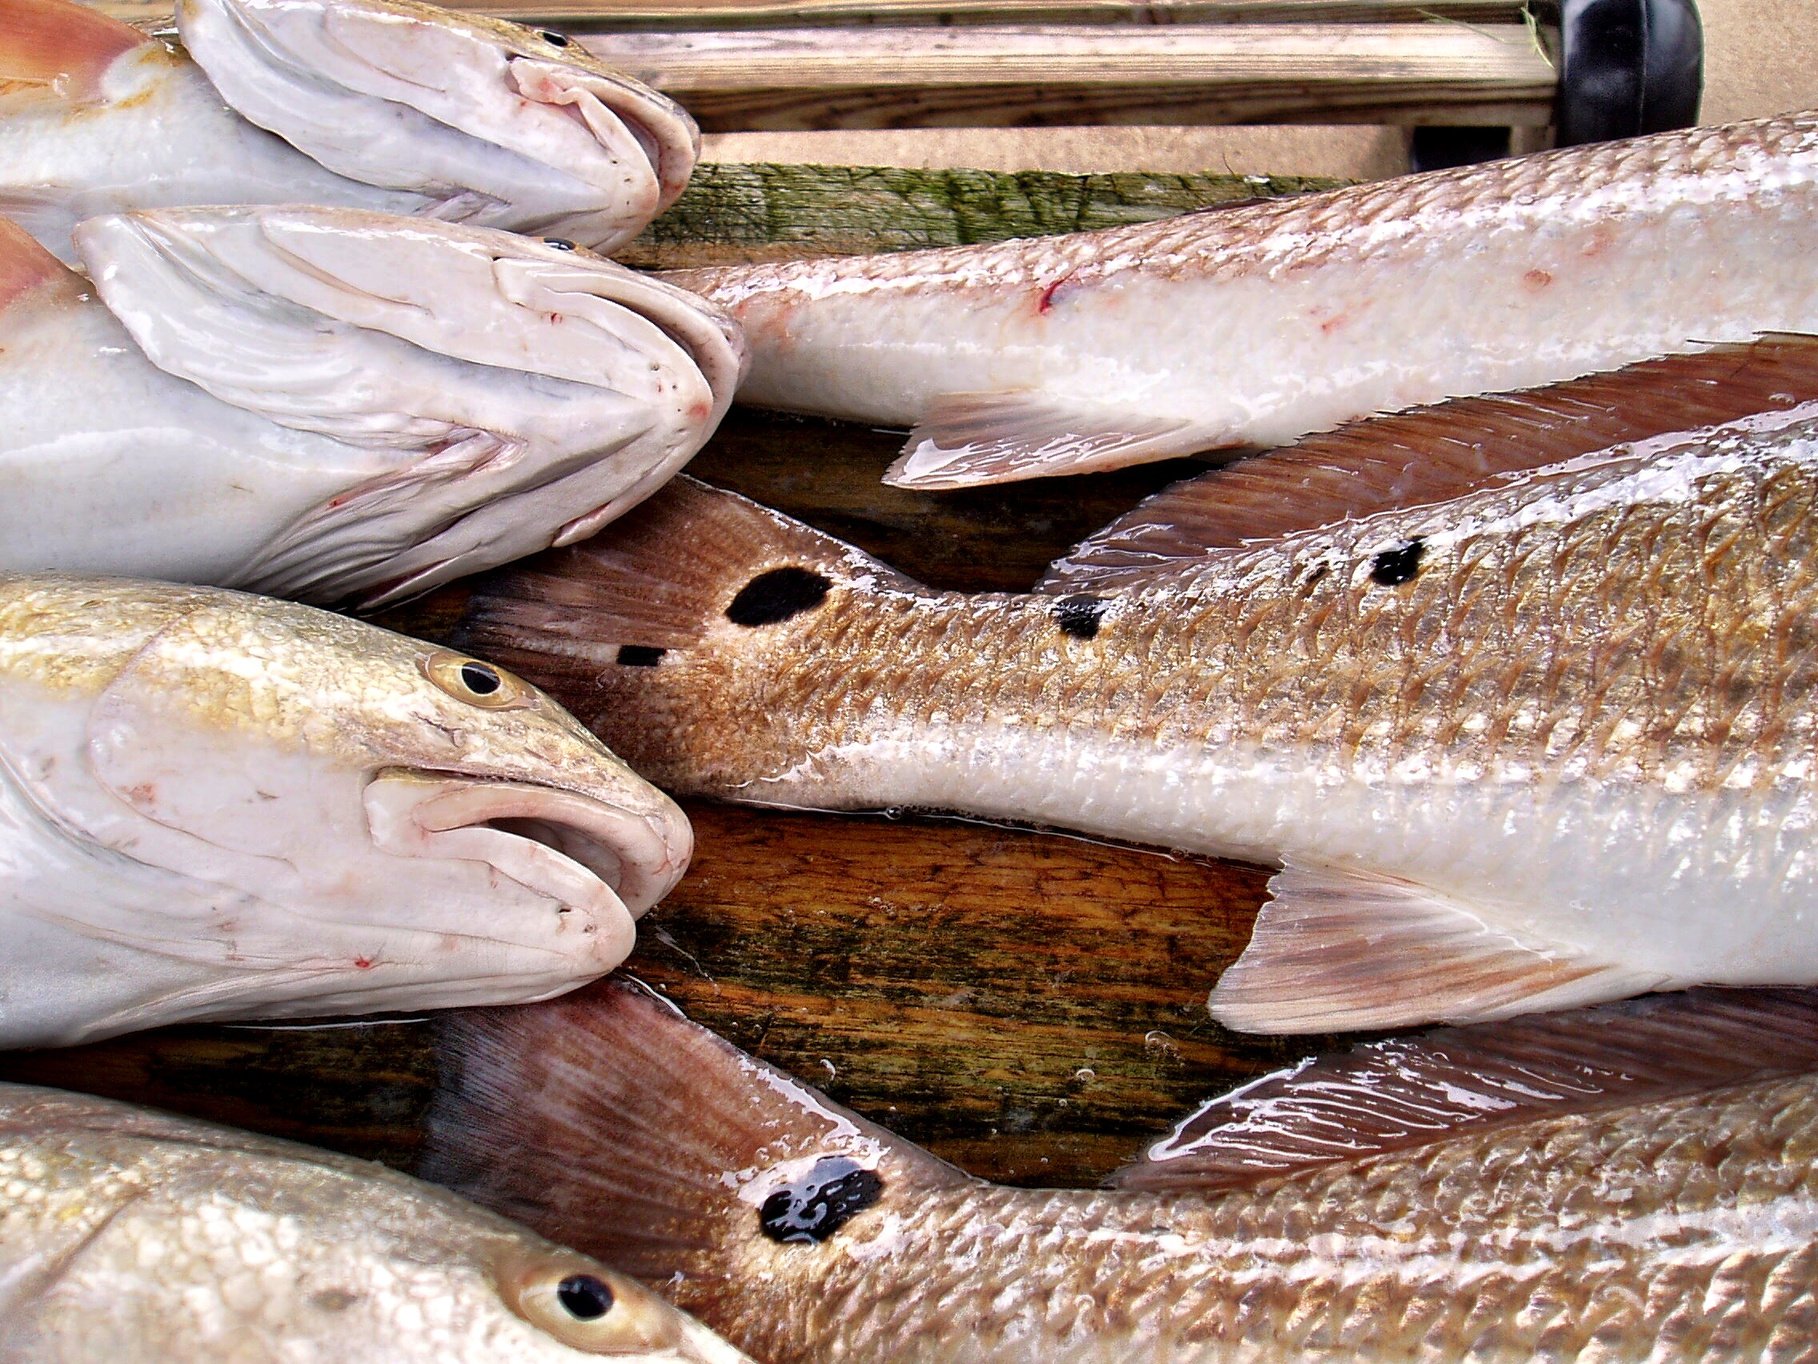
[555,1274,613,1320]
[459,662,502,696]
[540,29,571,46]
[543,237,577,251]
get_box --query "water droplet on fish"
[1074,1067,1096,1082]
[820,1058,837,1080]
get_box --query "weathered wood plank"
[619,162,1345,269]
[583,24,1556,129]
[89,1,1544,32]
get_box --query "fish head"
[72,205,747,604]
[4,578,691,1035]
[175,0,699,249]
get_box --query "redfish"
[663,112,1818,488]
[0,1081,749,1361]
[0,0,697,261]
[461,339,1818,1032]
[423,980,1818,1362]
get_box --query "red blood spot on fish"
[353,956,374,970]
[1036,273,1079,315]
[1320,313,1347,334]
[688,399,712,422]
[124,782,157,805]
[550,312,564,324]
[1523,268,1554,290]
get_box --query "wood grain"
[582,23,1556,130]
[617,162,1346,269]
[90,1,1543,32]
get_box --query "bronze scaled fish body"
[423,981,1818,1363]
[0,575,691,1048]
[0,1081,751,1362]
[0,0,697,261]
[462,341,1818,1033]
[663,112,1818,488]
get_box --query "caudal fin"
[456,477,919,790]
[0,0,150,104]
[420,979,970,1340]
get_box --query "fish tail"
[0,0,150,103]
[419,980,964,1332]
[456,476,919,789]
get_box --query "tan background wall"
[700,0,1817,179]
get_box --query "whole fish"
[663,111,1818,488]
[423,979,1818,1362]
[1,204,744,605]
[0,1081,750,1362]
[0,574,691,1049]
[461,340,1818,1032]
[0,0,697,262]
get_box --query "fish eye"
[540,29,571,47]
[422,650,534,711]
[502,1254,683,1355]
[556,1274,613,1320]
[543,237,577,251]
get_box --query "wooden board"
[91,1,1542,32]
[581,23,1556,130]
[0,163,1364,1192]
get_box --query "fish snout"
[367,772,693,926]
[178,0,698,250]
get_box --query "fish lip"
[365,769,691,920]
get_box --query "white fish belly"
[761,720,1818,987]
[0,294,392,585]
[0,51,426,261]
[725,159,1818,449]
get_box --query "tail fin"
[0,0,150,104]
[420,979,969,1325]
[0,215,79,316]
[456,477,919,788]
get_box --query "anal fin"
[884,390,1214,489]
[1208,860,1671,1034]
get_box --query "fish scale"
[663,111,1818,489]
[461,348,1818,1031]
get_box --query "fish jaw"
[177,0,698,250]
[72,205,745,602]
[365,771,692,926]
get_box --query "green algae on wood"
[617,161,1348,268]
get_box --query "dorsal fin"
[1113,986,1818,1194]
[1040,337,1818,593]
[0,0,151,103]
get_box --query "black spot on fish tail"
[1370,539,1425,587]
[727,567,832,627]
[758,1156,885,1245]
[615,645,666,667]
[1053,594,1108,640]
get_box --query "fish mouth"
[365,771,692,923]
[178,0,700,250]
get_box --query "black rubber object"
[1555,0,1704,146]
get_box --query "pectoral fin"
[884,391,1215,489]
[1207,860,1671,1034]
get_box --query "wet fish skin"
[459,350,1818,1031]
[0,206,744,605]
[0,574,691,1048]
[0,1081,751,1363]
[423,982,1818,1363]
[0,0,697,262]
[663,111,1818,488]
